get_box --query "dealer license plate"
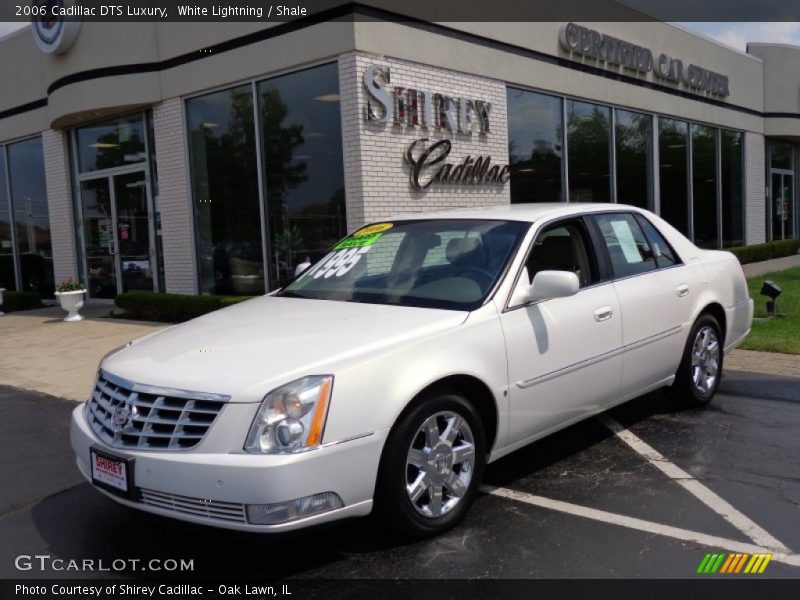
[90,447,134,497]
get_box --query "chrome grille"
[87,370,228,450]
[139,488,246,523]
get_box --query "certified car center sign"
[31,0,82,55]
[363,64,509,192]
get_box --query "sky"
[1,21,800,51]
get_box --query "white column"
[744,131,766,245]
[42,129,79,286]
[152,98,198,294]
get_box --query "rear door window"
[593,213,657,278]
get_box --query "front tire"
[668,313,723,407]
[374,390,486,538]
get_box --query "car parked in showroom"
[71,203,753,537]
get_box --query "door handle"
[594,306,613,322]
[676,284,689,297]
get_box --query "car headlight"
[244,376,333,454]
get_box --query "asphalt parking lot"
[1,370,799,580]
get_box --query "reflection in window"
[259,63,346,287]
[615,110,652,209]
[721,130,744,248]
[7,137,54,297]
[692,125,718,249]
[77,115,146,173]
[507,88,563,202]
[658,118,689,236]
[0,146,14,290]
[770,141,792,171]
[187,85,264,295]
[567,100,611,202]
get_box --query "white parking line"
[481,485,800,569]
[597,414,792,553]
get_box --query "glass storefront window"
[187,85,263,295]
[258,63,346,288]
[0,146,15,290]
[691,124,718,249]
[658,118,690,236]
[721,130,744,248]
[615,110,653,209]
[76,115,147,173]
[507,88,563,203]
[7,137,54,297]
[567,100,611,202]
[770,141,793,171]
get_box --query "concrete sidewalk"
[741,253,800,278]
[0,303,166,401]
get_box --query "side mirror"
[530,270,579,302]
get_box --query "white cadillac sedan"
[71,203,753,537]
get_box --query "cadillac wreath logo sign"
[31,0,82,55]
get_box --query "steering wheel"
[455,266,495,289]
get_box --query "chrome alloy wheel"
[691,325,720,394]
[405,411,476,518]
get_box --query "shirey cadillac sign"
[363,64,509,192]
[560,23,731,97]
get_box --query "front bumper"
[70,404,387,532]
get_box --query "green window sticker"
[334,232,384,250]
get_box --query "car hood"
[102,296,468,402]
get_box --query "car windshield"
[279,219,529,310]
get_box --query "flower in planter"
[56,278,86,293]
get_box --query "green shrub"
[114,291,255,323]
[727,238,800,264]
[1,290,43,312]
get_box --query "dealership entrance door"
[771,171,795,241]
[79,170,156,299]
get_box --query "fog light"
[246,492,344,525]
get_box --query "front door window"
[771,172,795,241]
[79,171,154,298]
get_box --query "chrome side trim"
[101,369,231,402]
[517,347,624,389]
[515,325,683,389]
[622,324,683,353]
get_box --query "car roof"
[386,203,643,224]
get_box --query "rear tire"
[667,313,723,407]
[374,389,486,539]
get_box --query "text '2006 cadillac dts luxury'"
[71,203,753,537]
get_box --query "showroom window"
[615,110,653,210]
[1,137,54,298]
[76,114,147,173]
[187,85,263,296]
[658,118,690,236]
[258,62,346,288]
[566,100,611,202]
[691,124,719,249]
[0,145,14,291]
[721,130,744,247]
[187,63,346,294]
[506,88,563,202]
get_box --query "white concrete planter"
[55,289,86,322]
[0,287,5,316]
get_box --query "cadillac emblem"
[111,402,133,431]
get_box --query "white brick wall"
[153,98,198,294]
[42,129,79,285]
[340,52,510,231]
[744,131,766,245]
